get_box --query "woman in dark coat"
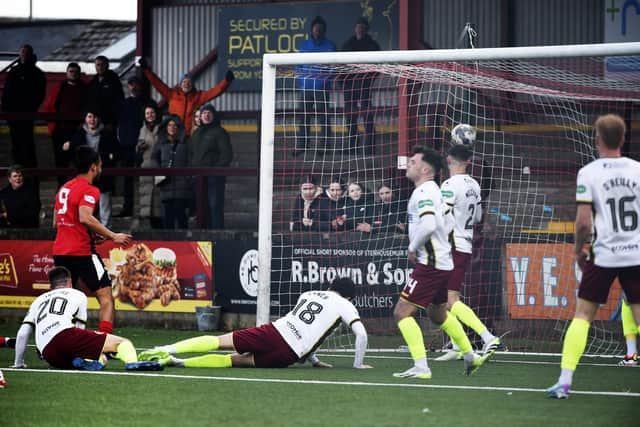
[151,115,192,229]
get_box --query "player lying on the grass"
[436,144,501,362]
[139,278,373,369]
[619,296,638,366]
[11,266,159,371]
[547,114,640,399]
[394,146,494,380]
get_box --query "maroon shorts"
[42,327,107,369]
[400,263,450,309]
[578,262,640,304]
[232,323,299,368]
[448,251,471,293]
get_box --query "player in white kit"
[393,145,493,380]
[12,266,143,370]
[548,114,640,399]
[436,145,500,361]
[138,278,372,369]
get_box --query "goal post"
[258,42,640,353]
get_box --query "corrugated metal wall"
[149,1,604,113]
[512,0,602,46]
[423,0,602,49]
[151,4,262,112]
[422,0,503,49]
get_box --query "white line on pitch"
[322,353,630,367]
[3,368,639,397]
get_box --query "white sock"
[558,368,574,386]
[462,351,475,363]
[415,357,429,371]
[626,338,637,356]
[158,345,177,355]
[481,330,496,343]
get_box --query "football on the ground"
[451,123,477,147]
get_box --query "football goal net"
[258,42,640,355]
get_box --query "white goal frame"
[257,42,640,326]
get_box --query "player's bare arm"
[574,203,592,269]
[78,205,132,245]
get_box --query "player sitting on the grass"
[11,266,159,371]
[139,278,373,370]
[435,145,500,362]
[620,296,638,366]
[547,114,640,399]
[393,146,494,380]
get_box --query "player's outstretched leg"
[158,354,233,368]
[450,301,501,356]
[440,312,494,375]
[139,335,220,360]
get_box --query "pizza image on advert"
[110,244,180,309]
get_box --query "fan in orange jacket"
[141,61,234,136]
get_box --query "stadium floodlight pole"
[257,55,276,326]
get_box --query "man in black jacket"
[1,44,46,167]
[87,56,124,131]
[341,18,380,155]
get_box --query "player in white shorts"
[548,114,640,399]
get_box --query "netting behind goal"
[259,45,640,355]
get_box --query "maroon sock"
[98,321,113,334]
[0,337,5,347]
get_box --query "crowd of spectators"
[289,175,407,235]
[1,14,383,230]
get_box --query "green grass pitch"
[0,325,638,427]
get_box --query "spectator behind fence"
[0,165,41,228]
[136,104,162,228]
[187,104,232,229]
[1,44,46,168]
[343,181,374,232]
[289,175,329,232]
[64,110,118,227]
[371,183,406,234]
[341,17,380,155]
[140,58,234,136]
[43,62,88,188]
[321,176,346,231]
[117,76,156,218]
[152,115,192,229]
[86,56,124,130]
[294,16,337,157]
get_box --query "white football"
[451,123,476,147]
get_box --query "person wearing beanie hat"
[294,16,336,156]
[341,16,381,156]
[140,59,234,136]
